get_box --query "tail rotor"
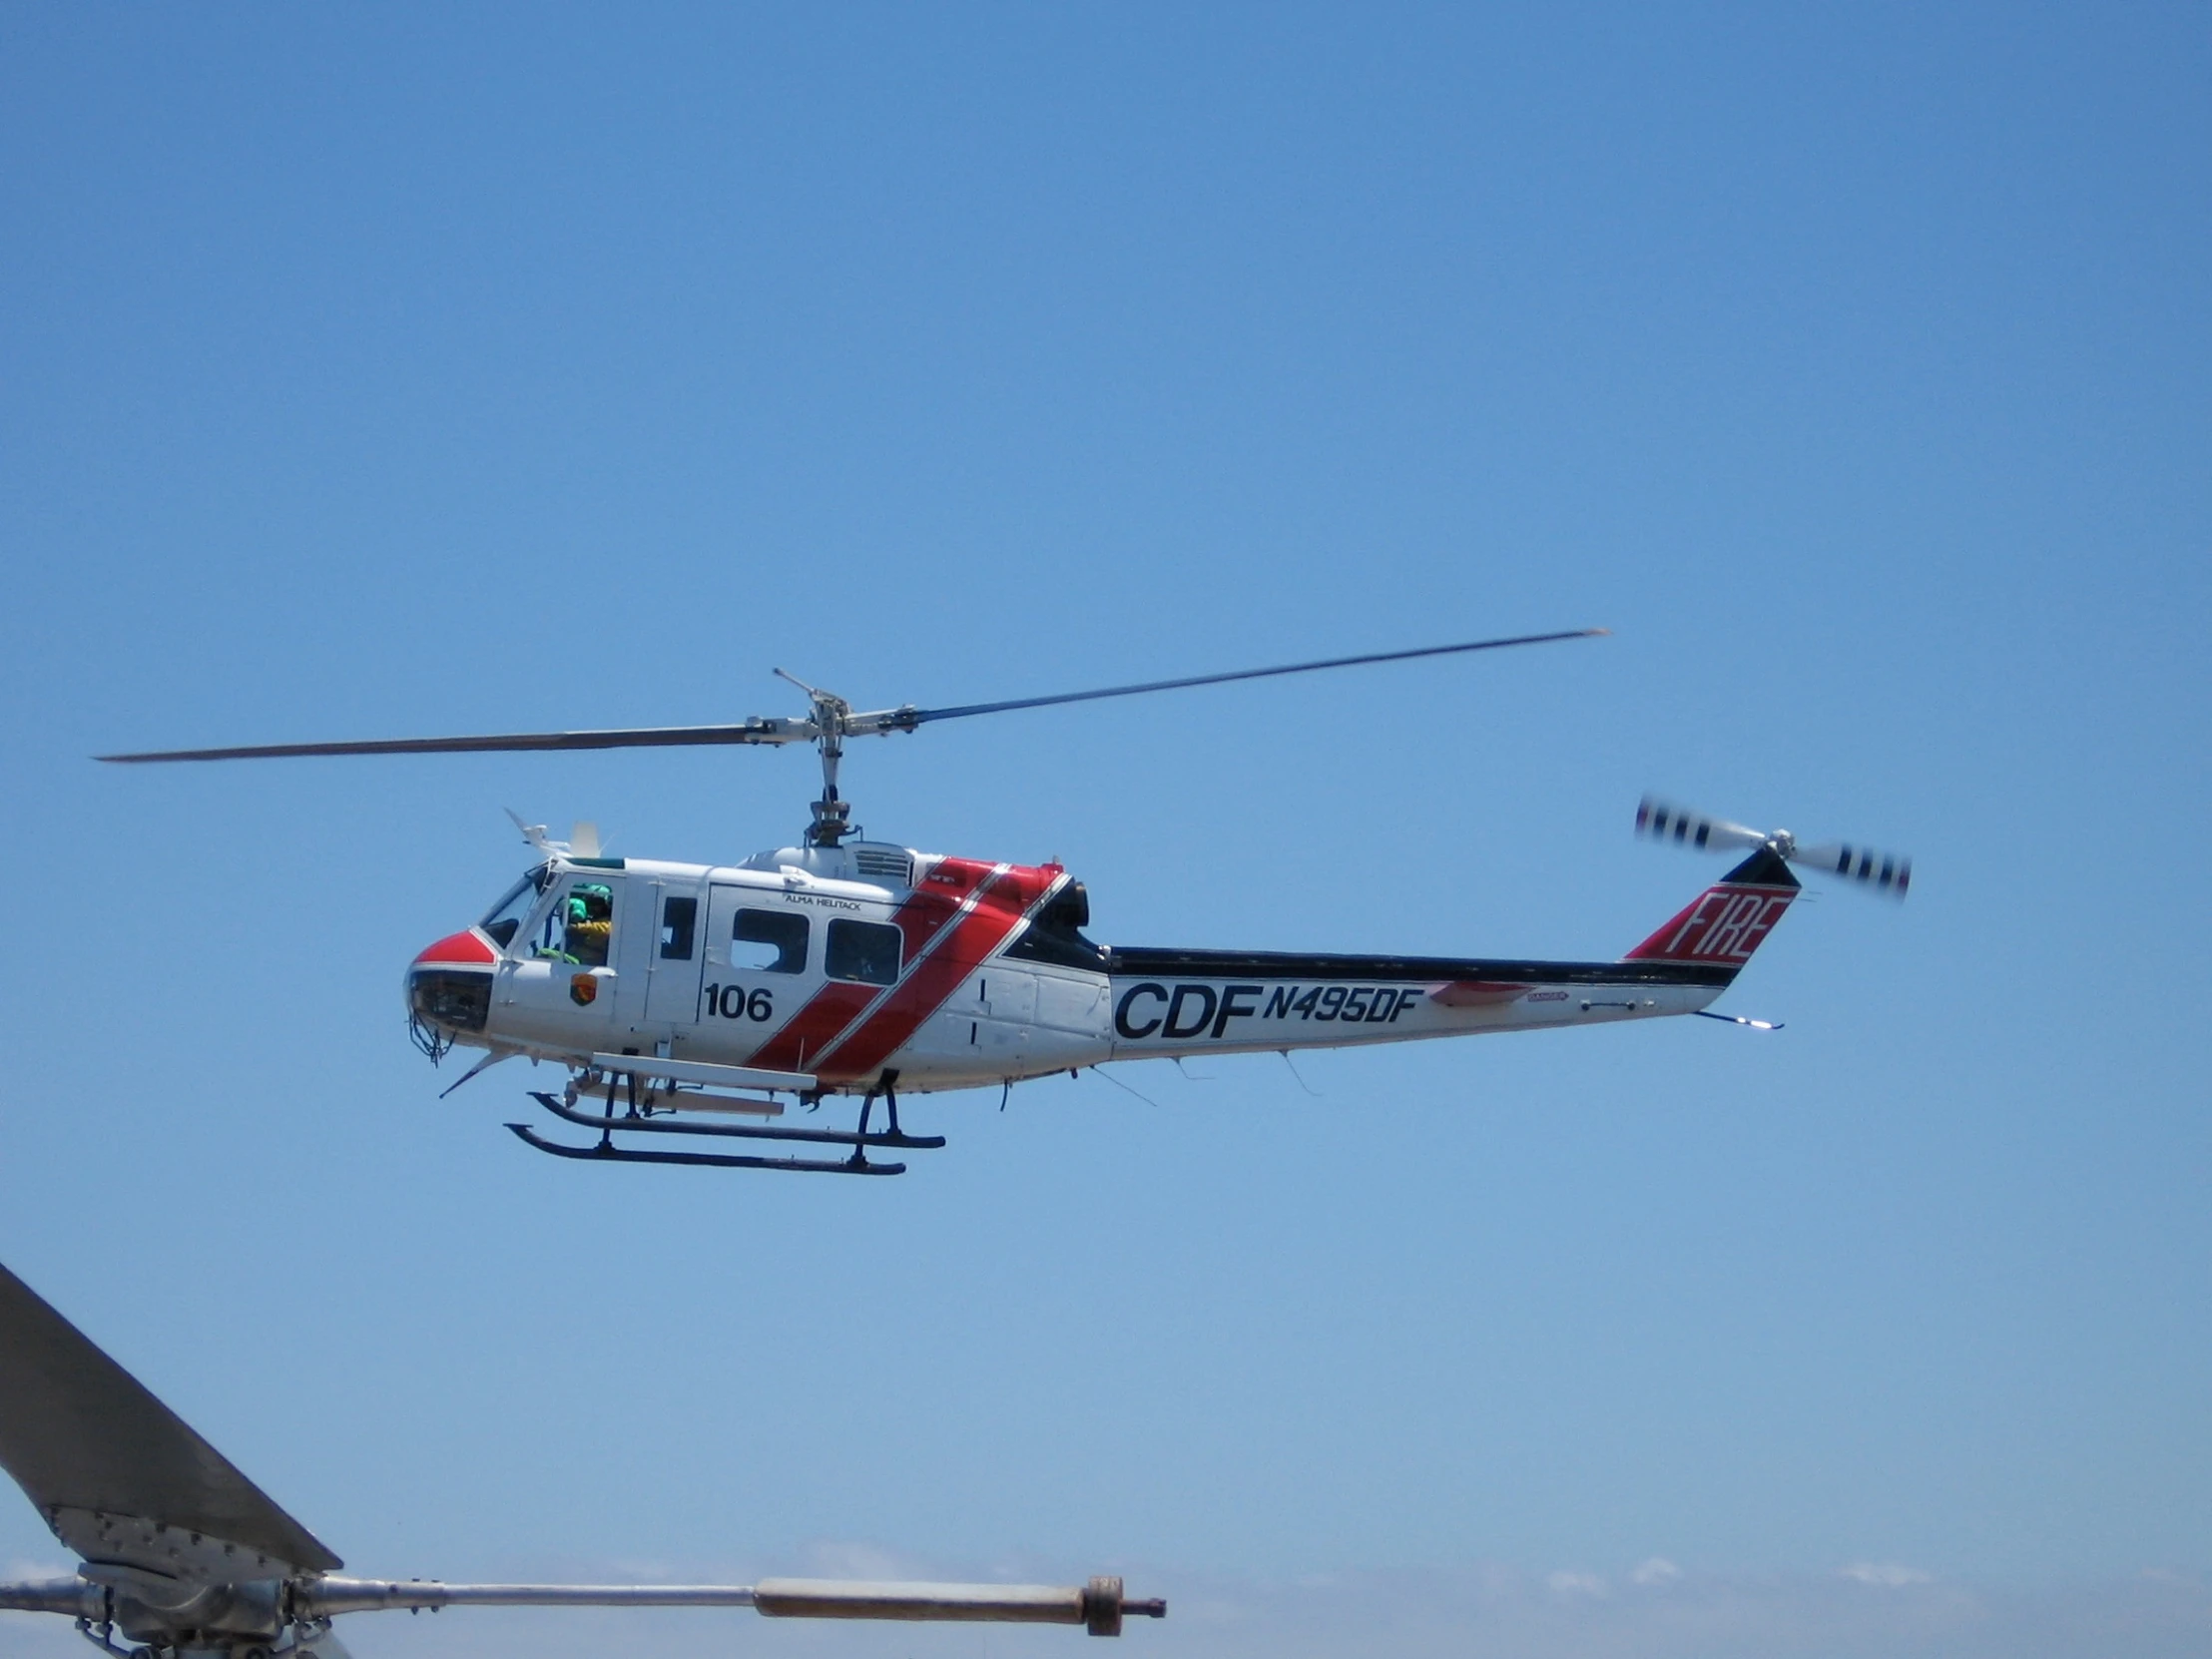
[1638,796,1912,898]
[1634,798,1768,854]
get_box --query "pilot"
[563,885,614,967]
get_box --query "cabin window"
[659,895,698,960]
[826,918,901,986]
[732,908,808,974]
[535,881,614,967]
[480,865,550,950]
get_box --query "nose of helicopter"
[414,928,497,968]
[407,928,497,1037]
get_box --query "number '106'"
[702,984,774,1021]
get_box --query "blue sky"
[1,4,2206,1655]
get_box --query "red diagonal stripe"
[813,865,1056,1082]
[743,981,878,1074]
[894,856,994,958]
[744,859,1059,1082]
[743,907,939,1075]
[743,860,996,1075]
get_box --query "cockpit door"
[498,872,624,1038]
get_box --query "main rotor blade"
[99,633,1603,762]
[0,1262,341,1577]
[98,720,812,765]
[896,629,1608,727]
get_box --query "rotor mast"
[775,669,922,847]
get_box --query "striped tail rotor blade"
[1635,797,1767,853]
[1793,841,1913,898]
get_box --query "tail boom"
[1098,948,1728,1059]
[1092,851,1801,1062]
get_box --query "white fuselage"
[407,840,1738,1097]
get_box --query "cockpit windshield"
[480,864,552,949]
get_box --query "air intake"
[850,844,914,886]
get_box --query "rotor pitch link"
[531,1092,944,1149]
[506,1122,906,1175]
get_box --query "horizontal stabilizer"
[0,1263,340,1578]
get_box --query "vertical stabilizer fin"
[1625,847,1801,975]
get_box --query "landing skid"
[507,1071,942,1176]
[506,1120,904,1175]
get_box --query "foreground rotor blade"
[0,1259,1165,1645]
[299,1574,1164,1634]
[1792,840,1913,896]
[0,1579,104,1617]
[97,719,813,764]
[0,1264,340,1577]
[755,1577,1163,1634]
[892,629,1608,727]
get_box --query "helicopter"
[100,632,1911,1176]
[0,1258,1165,1656]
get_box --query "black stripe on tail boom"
[1100,948,1731,987]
